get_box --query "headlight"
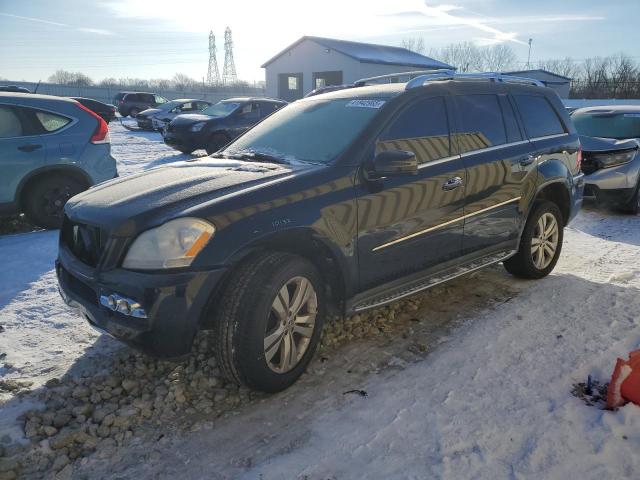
[122,218,215,269]
[190,121,206,132]
[592,149,636,168]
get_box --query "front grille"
[61,217,108,267]
[58,264,97,305]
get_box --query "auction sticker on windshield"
[346,100,386,109]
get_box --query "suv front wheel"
[504,201,564,279]
[213,252,325,393]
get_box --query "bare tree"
[401,37,426,55]
[481,44,518,71]
[430,42,482,72]
[536,57,580,80]
[48,70,93,86]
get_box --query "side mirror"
[373,150,418,176]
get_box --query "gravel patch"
[3,297,425,479]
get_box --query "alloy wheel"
[530,212,559,270]
[263,276,318,374]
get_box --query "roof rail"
[353,69,454,87]
[405,71,545,90]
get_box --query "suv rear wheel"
[504,201,564,279]
[129,108,140,117]
[23,174,85,229]
[213,252,325,393]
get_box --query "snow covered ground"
[1,123,639,479]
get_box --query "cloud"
[78,27,114,35]
[0,12,67,27]
[420,3,527,45]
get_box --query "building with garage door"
[262,36,454,101]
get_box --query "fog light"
[100,293,147,319]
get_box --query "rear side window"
[35,111,71,132]
[499,95,523,143]
[378,96,450,164]
[454,94,506,153]
[0,106,23,137]
[513,95,565,139]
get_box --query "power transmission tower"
[207,30,220,86]
[222,27,237,85]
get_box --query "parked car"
[0,85,31,93]
[572,106,640,214]
[134,99,212,131]
[57,73,583,392]
[113,92,168,117]
[0,93,116,228]
[163,97,287,154]
[70,97,117,124]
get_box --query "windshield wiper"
[222,151,290,165]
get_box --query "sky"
[0,0,639,83]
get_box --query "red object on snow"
[607,349,640,409]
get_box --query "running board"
[349,250,516,313]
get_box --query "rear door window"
[378,96,450,164]
[35,111,71,133]
[513,95,565,139]
[0,105,24,137]
[454,94,507,153]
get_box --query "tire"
[23,175,86,229]
[178,148,194,155]
[618,182,640,215]
[205,133,229,155]
[128,108,140,118]
[503,201,564,279]
[213,252,325,393]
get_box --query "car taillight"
[76,102,110,144]
[576,147,582,172]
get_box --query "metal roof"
[503,69,572,81]
[261,36,454,69]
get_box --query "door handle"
[442,176,463,191]
[519,155,536,166]
[18,144,42,152]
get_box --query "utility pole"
[222,27,237,86]
[207,30,220,86]
[526,38,533,70]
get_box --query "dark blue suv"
[57,71,584,392]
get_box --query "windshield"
[202,101,240,117]
[157,100,183,111]
[223,98,384,164]
[573,111,640,139]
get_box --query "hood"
[137,108,161,118]
[65,159,309,235]
[171,113,214,126]
[580,135,640,153]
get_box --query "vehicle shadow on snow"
[0,230,58,308]
[572,202,640,247]
[9,265,640,478]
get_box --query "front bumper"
[584,155,640,192]
[568,172,585,224]
[163,129,204,152]
[56,244,227,358]
[136,117,154,130]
